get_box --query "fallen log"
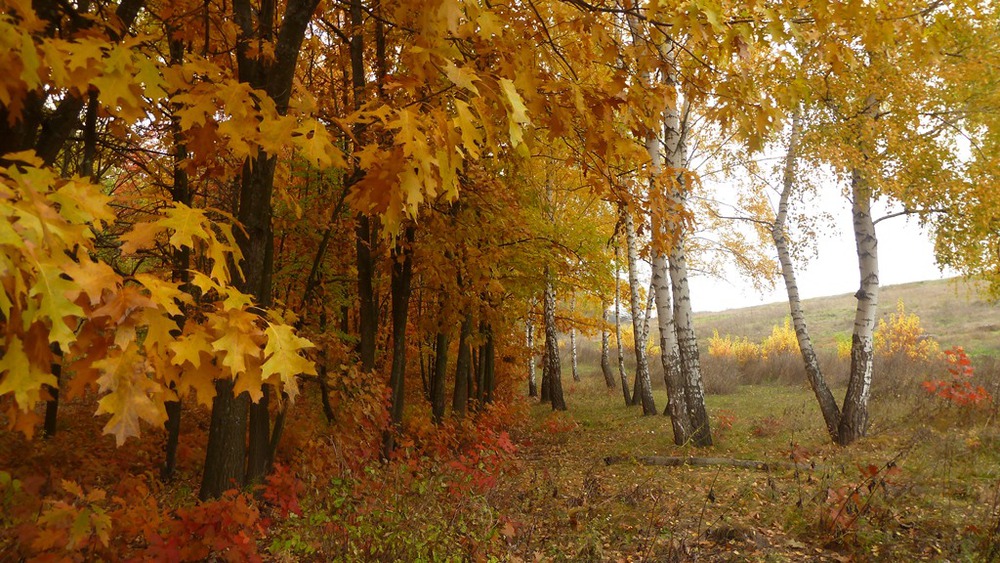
[603,455,820,472]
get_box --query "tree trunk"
[543,268,567,410]
[669,243,712,446]
[772,113,841,440]
[431,326,449,423]
[600,300,616,388]
[200,0,320,499]
[356,214,378,373]
[200,380,248,500]
[838,168,879,446]
[540,343,551,402]
[614,244,631,406]
[246,386,271,485]
[570,295,580,382]
[653,253,690,443]
[624,209,657,415]
[452,313,473,418]
[527,308,538,396]
[383,226,415,457]
[482,324,495,404]
[647,95,691,442]
[633,278,656,405]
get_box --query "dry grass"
[695,277,1000,358]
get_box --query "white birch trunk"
[624,208,657,415]
[772,113,841,439]
[570,295,580,382]
[614,243,631,405]
[669,241,712,446]
[543,267,566,410]
[839,167,878,445]
[600,302,616,388]
[526,303,537,398]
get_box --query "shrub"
[875,299,942,362]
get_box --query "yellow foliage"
[760,318,798,360]
[835,334,853,360]
[874,299,941,361]
[708,330,761,365]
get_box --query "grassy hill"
[694,277,1000,357]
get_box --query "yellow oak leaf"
[293,120,344,169]
[177,358,218,407]
[0,335,57,411]
[63,259,120,306]
[26,252,83,348]
[93,344,167,446]
[167,328,212,368]
[48,178,115,227]
[232,356,265,403]
[209,309,261,375]
[454,100,482,159]
[260,323,315,402]
[155,204,211,251]
[444,61,480,94]
[499,78,530,124]
[135,273,190,317]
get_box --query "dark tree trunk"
[482,325,495,404]
[246,387,271,485]
[356,213,378,373]
[452,313,473,417]
[201,0,321,499]
[431,331,449,423]
[161,33,190,481]
[200,380,248,500]
[382,226,415,457]
[43,351,61,438]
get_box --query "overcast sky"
[687,194,957,312]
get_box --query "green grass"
[492,375,1000,561]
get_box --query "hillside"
[694,277,1000,357]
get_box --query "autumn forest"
[2,0,1000,559]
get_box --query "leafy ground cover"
[5,368,997,561]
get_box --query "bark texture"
[600,301,616,388]
[623,210,657,415]
[772,114,841,439]
[527,310,538,396]
[452,313,473,417]
[839,168,879,445]
[614,245,631,406]
[543,268,566,411]
[383,226,415,457]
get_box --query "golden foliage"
[874,299,941,362]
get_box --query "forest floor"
[3,367,1000,561]
[489,378,1000,562]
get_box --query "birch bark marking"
[614,243,631,405]
[772,113,841,439]
[544,267,567,410]
[527,303,538,397]
[570,295,580,382]
[664,112,712,446]
[624,209,657,415]
[839,167,879,445]
[653,58,690,443]
[600,300,617,388]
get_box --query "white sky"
[687,194,957,312]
